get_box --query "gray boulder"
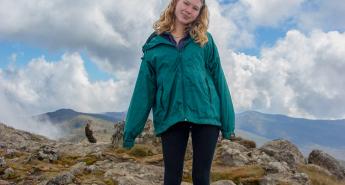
[28,145,59,163]
[308,149,345,180]
[2,167,15,179]
[135,120,161,146]
[112,120,161,148]
[104,162,164,185]
[69,162,86,176]
[0,157,8,173]
[218,140,250,166]
[265,161,290,174]
[111,121,125,147]
[0,123,53,152]
[46,172,75,185]
[260,139,305,168]
[247,149,276,166]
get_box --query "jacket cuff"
[222,131,234,140]
[123,140,134,149]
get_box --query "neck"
[172,20,187,37]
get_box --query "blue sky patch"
[0,41,112,82]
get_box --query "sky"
[0,0,345,136]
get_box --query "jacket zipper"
[163,38,190,122]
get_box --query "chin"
[177,17,193,25]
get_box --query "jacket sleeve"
[123,55,156,149]
[206,33,235,139]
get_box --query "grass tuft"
[127,145,154,157]
[298,164,345,185]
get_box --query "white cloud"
[215,0,305,50]
[0,0,165,76]
[217,0,345,50]
[0,53,132,114]
[229,30,345,119]
[0,79,64,139]
[222,0,344,32]
[0,52,137,138]
[241,0,304,26]
[208,0,255,49]
[297,0,345,31]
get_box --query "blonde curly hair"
[153,0,209,46]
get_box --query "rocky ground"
[1,121,345,185]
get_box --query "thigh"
[161,122,191,168]
[191,124,220,167]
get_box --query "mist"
[0,91,64,140]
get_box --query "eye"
[193,6,200,11]
[183,0,190,5]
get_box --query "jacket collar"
[142,32,193,52]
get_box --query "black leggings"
[161,121,220,185]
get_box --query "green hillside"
[57,114,115,143]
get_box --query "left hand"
[230,133,236,141]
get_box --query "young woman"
[123,0,235,184]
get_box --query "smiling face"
[174,0,203,26]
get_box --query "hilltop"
[1,120,345,185]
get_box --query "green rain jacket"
[123,32,235,149]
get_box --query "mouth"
[181,12,190,20]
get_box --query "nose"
[184,7,192,15]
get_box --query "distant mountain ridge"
[236,110,345,148]
[36,109,345,148]
[236,110,345,160]
[35,108,124,123]
[33,108,345,160]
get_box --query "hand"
[220,133,236,141]
[230,133,236,141]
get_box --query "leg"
[191,124,220,185]
[161,122,191,185]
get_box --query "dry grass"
[113,144,155,158]
[5,151,115,184]
[212,165,265,184]
[82,155,99,165]
[4,152,69,184]
[74,170,115,185]
[298,164,345,185]
[128,146,153,157]
[53,155,80,166]
[182,164,265,184]
[238,139,257,149]
[0,149,23,159]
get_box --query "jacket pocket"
[205,78,212,104]
[160,85,165,111]
[156,86,165,112]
